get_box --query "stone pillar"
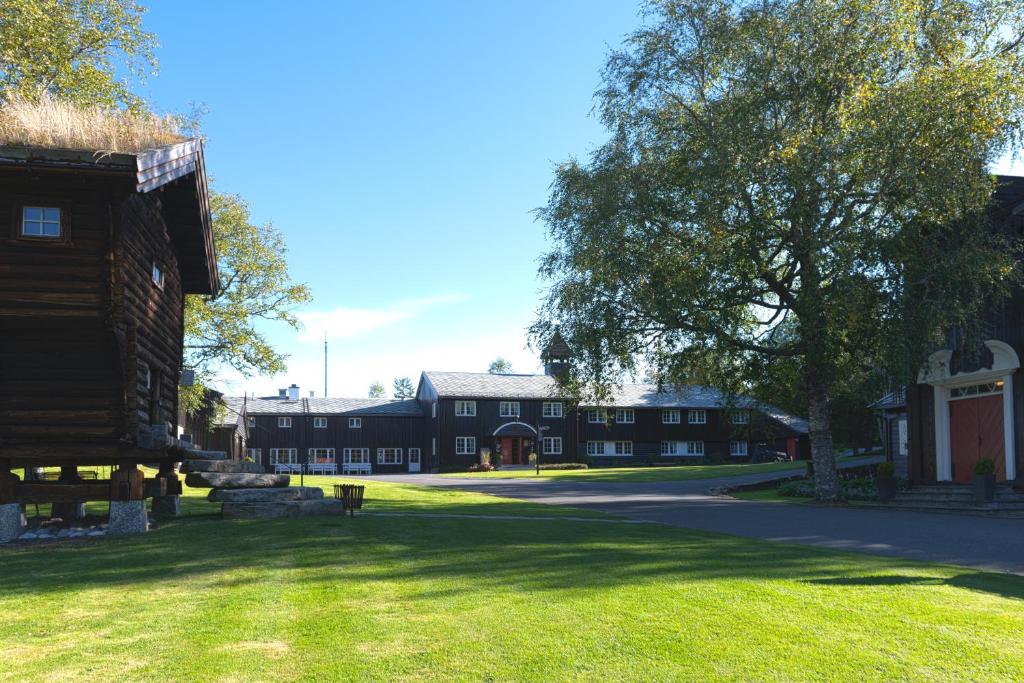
[52,464,86,522]
[151,461,181,517]
[0,465,24,543]
[108,462,148,535]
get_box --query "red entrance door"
[949,395,1006,483]
[500,437,522,465]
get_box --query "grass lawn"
[1,479,1022,681]
[440,459,809,482]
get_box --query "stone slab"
[208,486,324,503]
[178,448,228,461]
[184,472,290,489]
[0,503,26,543]
[221,498,345,520]
[108,500,149,535]
[180,460,265,474]
[151,495,181,516]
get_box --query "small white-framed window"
[269,448,297,464]
[313,417,328,429]
[278,416,292,428]
[499,401,520,418]
[543,402,564,418]
[309,447,335,463]
[152,261,164,289]
[731,411,750,425]
[661,441,704,457]
[431,402,437,418]
[730,440,748,456]
[688,409,707,424]
[21,206,61,238]
[245,448,261,462]
[686,441,704,456]
[431,437,437,456]
[139,362,151,391]
[343,448,370,464]
[377,448,403,465]
[348,417,362,429]
[542,436,562,455]
[662,409,681,424]
[586,441,631,456]
[615,408,634,424]
[615,441,632,456]
[588,409,607,424]
[456,436,476,455]
[246,416,256,428]
[455,400,476,417]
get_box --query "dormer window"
[152,261,164,289]
[21,206,61,238]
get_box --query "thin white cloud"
[296,293,467,342]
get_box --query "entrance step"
[181,460,265,474]
[208,486,324,503]
[221,498,345,519]
[184,472,289,489]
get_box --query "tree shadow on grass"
[805,573,1024,601]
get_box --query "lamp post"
[536,424,549,475]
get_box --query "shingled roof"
[223,396,423,418]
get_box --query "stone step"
[208,486,324,503]
[893,493,1024,503]
[178,448,228,461]
[184,472,289,489]
[221,498,345,519]
[871,501,1024,514]
[180,460,265,474]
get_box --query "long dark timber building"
[233,372,809,474]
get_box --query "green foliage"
[392,376,415,399]
[183,192,311,406]
[974,457,996,475]
[368,381,386,398]
[534,0,1024,501]
[876,461,896,478]
[487,357,514,374]
[0,0,157,109]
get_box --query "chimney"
[287,384,300,401]
[309,390,315,398]
[278,388,287,398]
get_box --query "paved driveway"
[368,461,1024,575]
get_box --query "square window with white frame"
[455,400,476,417]
[688,409,707,424]
[588,408,608,424]
[377,448,403,465]
[499,401,520,418]
[348,417,361,429]
[543,401,563,418]
[730,440,748,456]
[731,411,750,425]
[278,416,292,428]
[269,448,297,464]
[542,436,562,455]
[662,409,681,424]
[21,206,61,238]
[456,436,476,455]
[615,408,635,424]
[343,448,370,464]
[685,441,704,456]
[246,448,261,462]
[309,447,335,463]
[313,417,328,429]
[615,441,633,456]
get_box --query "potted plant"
[875,461,897,502]
[972,458,997,503]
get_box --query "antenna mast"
[323,332,328,398]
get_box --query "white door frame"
[408,448,421,473]
[921,340,1018,481]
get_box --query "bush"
[538,463,589,470]
[974,458,996,475]
[875,461,896,478]
[468,463,495,473]
[778,475,907,501]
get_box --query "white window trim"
[152,261,165,289]
[455,436,477,455]
[543,436,562,455]
[343,448,370,464]
[376,448,403,465]
[587,441,632,456]
[686,441,704,456]
[730,440,748,456]
[269,448,297,464]
[662,409,681,424]
[313,417,328,429]
[543,402,564,418]
[615,408,634,424]
[688,409,707,424]
[588,409,607,424]
[455,400,477,417]
[308,447,336,463]
[662,441,704,457]
[499,401,521,418]
[348,417,362,429]
[278,416,292,428]
[731,412,750,425]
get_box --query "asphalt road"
[369,460,1024,575]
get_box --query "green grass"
[441,459,809,482]
[2,479,1022,681]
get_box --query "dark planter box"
[876,476,897,502]
[973,474,996,503]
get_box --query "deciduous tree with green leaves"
[368,381,386,398]
[182,193,311,411]
[488,357,514,374]
[393,377,415,398]
[533,0,1024,500]
[0,0,156,109]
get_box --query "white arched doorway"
[920,340,1019,482]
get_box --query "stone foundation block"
[185,472,290,489]
[0,503,26,543]
[108,500,149,535]
[208,486,324,503]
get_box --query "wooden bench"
[307,462,337,475]
[342,463,372,476]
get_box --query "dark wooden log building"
[0,141,218,507]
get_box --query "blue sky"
[137,1,643,398]
[139,2,1022,399]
